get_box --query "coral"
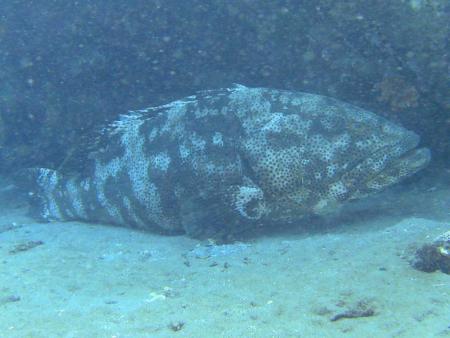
[411,231,450,274]
[375,76,419,111]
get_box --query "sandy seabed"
[0,180,449,338]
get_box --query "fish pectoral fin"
[228,184,268,220]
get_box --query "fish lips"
[366,146,430,189]
[361,131,430,193]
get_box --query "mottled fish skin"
[27,85,430,237]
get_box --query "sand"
[0,178,449,338]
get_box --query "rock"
[411,231,450,274]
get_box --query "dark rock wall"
[0,0,448,174]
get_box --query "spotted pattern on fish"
[23,85,430,238]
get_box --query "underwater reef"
[0,1,448,174]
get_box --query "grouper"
[21,85,430,238]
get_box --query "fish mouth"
[351,130,430,196]
[365,146,430,191]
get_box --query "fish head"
[339,122,430,201]
[241,92,430,218]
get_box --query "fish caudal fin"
[13,168,74,221]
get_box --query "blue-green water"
[0,1,449,337]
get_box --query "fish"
[19,85,430,238]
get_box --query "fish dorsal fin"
[98,84,251,143]
[231,83,248,89]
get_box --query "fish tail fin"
[13,168,66,221]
